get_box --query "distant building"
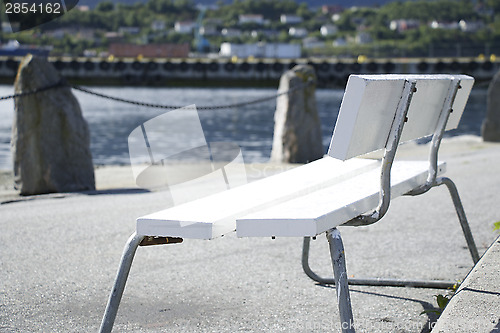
[83,49,97,57]
[331,14,342,22]
[429,20,459,30]
[200,25,218,36]
[119,27,140,35]
[45,27,95,40]
[221,28,241,37]
[105,32,124,43]
[289,27,308,38]
[220,42,301,58]
[459,20,485,32]
[109,43,190,58]
[389,19,420,32]
[2,22,14,33]
[151,20,166,31]
[280,14,303,24]
[320,25,338,36]
[302,37,325,49]
[251,29,279,38]
[355,32,372,44]
[333,37,347,47]
[322,5,344,15]
[474,3,494,16]
[239,14,265,25]
[174,21,196,34]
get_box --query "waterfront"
[0,85,488,170]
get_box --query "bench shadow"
[83,188,150,195]
[318,284,440,333]
[1,188,150,205]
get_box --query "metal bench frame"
[99,76,479,333]
[302,77,479,287]
[298,77,479,332]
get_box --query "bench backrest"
[328,74,474,161]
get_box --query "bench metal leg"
[326,228,355,333]
[303,237,456,289]
[99,233,145,333]
[302,177,480,288]
[435,177,480,264]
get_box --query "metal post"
[326,228,355,333]
[99,233,145,333]
[436,177,480,264]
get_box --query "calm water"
[0,85,488,170]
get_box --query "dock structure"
[1,56,498,87]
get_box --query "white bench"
[99,74,479,333]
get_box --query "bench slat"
[136,157,379,239]
[328,75,473,161]
[236,161,445,237]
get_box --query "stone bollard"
[270,65,323,163]
[11,54,95,195]
[482,70,500,142]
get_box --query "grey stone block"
[11,55,95,195]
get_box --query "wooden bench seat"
[137,158,444,239]
[137,157,379,239]
[236,160,445,237]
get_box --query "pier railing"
[0,56,498,87]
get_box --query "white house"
[200,25,218,36]
[459,20,485,32]
[251,29,279,38]
[289,27,308,38]
[429,20,459,30]
[174,21,196,34]
[320,24,338,36]
[331,13,341,22]
[221,28,241,37]
[239,14,265,25]
[220,42,301,58]
[280,14,302,24]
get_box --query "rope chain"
[0,80,67,101]
[0,79,314,110]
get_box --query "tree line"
[2,0,499,58]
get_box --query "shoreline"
[1,135,498,198]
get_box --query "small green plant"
[421,282,460,316]
[493,221,500,232]
[421,294,452,316]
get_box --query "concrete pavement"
[1,136,499,332]
[431,234,500,333]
